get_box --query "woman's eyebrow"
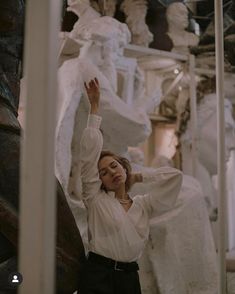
[98,161,116,173]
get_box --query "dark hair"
[99,150,132,192]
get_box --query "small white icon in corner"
[12,275,19,283]
[8,272,23,287]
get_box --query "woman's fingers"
[94,77,99,87]
[91,79,99,89]
[86,78,99,91]
[84,82,88,92]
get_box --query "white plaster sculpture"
[128,155,218,294]
[180,93,235,217]
[166,2,199,54]
[67,0,100,38]
[56,5,151,204]
[115,56,161,112]
[66,0,131,93]
[120,0,153,47]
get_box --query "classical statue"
[166,2,199,54]
[67,0,153,47]
[120,0,153,47]
[0,2,85,293]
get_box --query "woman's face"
[98,156,127,191]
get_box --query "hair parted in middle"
[99,150,132,192]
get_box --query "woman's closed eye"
[100,170,107,177]
[110,163,117,168]
[99,163,117,176]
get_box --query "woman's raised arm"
[80,78,103,206]
[84,78,100,115]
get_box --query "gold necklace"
[117,195,132,205]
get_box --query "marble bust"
[120,0,153,47]
[166,2,199,54]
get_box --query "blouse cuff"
[87,114,102,129]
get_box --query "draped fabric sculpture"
[0,2,85,293]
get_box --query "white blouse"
[80,114,183,262]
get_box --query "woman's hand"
[129,173,143,188]
[84,78,100,114]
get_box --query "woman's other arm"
[133,167,183,217]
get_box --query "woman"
[79,78,183,294]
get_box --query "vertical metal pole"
[189,54,198,177]
[19,0,61,293]
[214,0,227,293]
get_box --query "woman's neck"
[115,185,128,200]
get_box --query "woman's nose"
[109,168,116,175]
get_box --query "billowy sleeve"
[80,114,103,206]
[138,167,183,217]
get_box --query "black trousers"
[79,252,142,294]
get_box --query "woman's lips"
[113,175,122,183]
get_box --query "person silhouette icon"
[12,275,19,283]
[8,271,23,287]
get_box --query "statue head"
[166,2,189,30]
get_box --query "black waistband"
[87,252,139,272]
